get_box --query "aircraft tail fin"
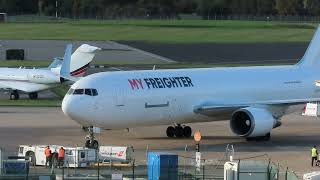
[48,57,63,69]
[297,26,320,67]
[60,44,78,82]
[69,44,101,77]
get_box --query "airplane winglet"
[60,44,79,82]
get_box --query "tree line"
[1,0,320,19]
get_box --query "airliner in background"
[0,44,100,100]
[62,26,320,149]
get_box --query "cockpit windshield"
[92,89,98,96]
[74,89,84,95]
[85,89,91,96]
[67,88,98,96]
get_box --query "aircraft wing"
[0,81,51,93]
[194,98,320,117]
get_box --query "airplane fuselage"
[62,65,320,129]
[0,67,61,92]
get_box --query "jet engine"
[230,107,276,137]
[27,70,61,84]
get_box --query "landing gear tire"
[85,140,99,149]
[85,126,99,149]
[166,126,175,138]
[246,133,271,142]
[10,90,19,100]
[166,125,192,138]
[183,126,192,138]
[174,126,184,138]
[28,92,38,99]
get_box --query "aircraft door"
[113,83,126,107]
[78,150,86,163]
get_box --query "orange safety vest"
[45,148,51,157]
[58,149,65,158]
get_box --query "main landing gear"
[85,126,99,149]
[166,124,192,138]
[10,90,19,100]
[9,91,38,100]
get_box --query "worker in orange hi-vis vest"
[44,146,52,168]
[58,147,65,168]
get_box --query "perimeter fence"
[4,14,320,23]
[0,154,299,180]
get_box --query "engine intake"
[230,107,275,137]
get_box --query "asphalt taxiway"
[0,40,309,64]
[0,106,319,176]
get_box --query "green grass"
[51,84,69,99]
[0,99,61,107]
[0,60,292,68]
[0,59,170,67]
[0,20,317,43]
[0,60,52,67]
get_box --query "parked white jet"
[0,44,100,100]
[62,26,320,149]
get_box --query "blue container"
[3,160,29,175]
[148,152,178,180]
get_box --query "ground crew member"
[311,145,318,166]
[44,146,52,168]
[58,147,65,168]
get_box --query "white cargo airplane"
[0,44,100,100]
[62,26,320,149]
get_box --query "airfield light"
[194,130,201,152]
[194,130,201,142]
[194,130,202,172]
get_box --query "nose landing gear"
[166,124,192,138]
[85,126,99,149]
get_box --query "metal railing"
[4,14,320,23]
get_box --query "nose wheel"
[85,126,99,149]
[166,124,192,138]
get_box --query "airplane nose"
[62,94,93,127]
[62,95,74,118]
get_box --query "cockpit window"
[73,89,84,95]
[67,88,74,95]
[92,89,98,96]
[71,88,98,96]
[85,89,92,96]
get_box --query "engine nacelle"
[230,107,275,137]
[27,70,60,84]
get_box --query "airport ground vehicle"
[18,145,60,166]
[99,146,134,163]
[302,102,320,116]
[63,147,96,168]
[18,145,96,167]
